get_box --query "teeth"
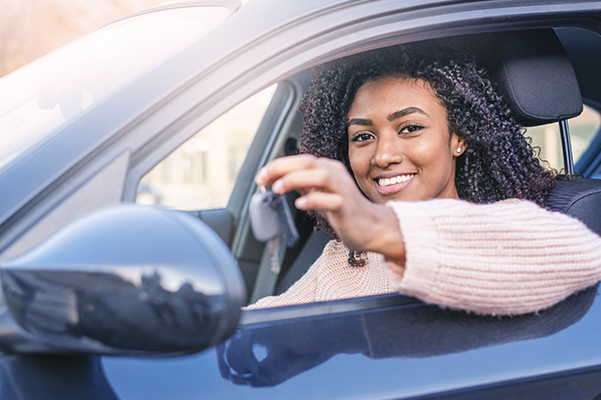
[378,175,413,187]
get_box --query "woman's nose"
[372,133,403,167]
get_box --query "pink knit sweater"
[247,199,601,315]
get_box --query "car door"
[101,287,601,399]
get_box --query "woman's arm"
[386,199,601,315]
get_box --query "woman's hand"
[255,155,406,266]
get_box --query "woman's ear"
[451,134,466,156]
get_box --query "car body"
[1,0,601,398]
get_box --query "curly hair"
[298,42,556,237]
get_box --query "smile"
[376,174,414,187]
[374,174,415,195]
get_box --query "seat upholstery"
[546,177,601,236]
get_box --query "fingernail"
[255,168,266,184]
[295,197,307,209]
[272,180,283,193]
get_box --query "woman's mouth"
[375,174,415,195]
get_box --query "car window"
[136,85,278,210]
[525,104,601,172]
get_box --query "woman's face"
[347,76,464,204]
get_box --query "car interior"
[137,26,601,309]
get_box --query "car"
[1,0,601,398]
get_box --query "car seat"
[479,28,601,236]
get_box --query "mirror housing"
[0,204,246,355]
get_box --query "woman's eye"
[400,124,424,134]
[350,132,373,142]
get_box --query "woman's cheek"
[349,149,371,179]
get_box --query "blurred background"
[0,0,166,78]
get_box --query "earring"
[456,147,462,153]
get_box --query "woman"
[248,44,601,314]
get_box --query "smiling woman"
[347,76,463,203]
[247,43,601,314]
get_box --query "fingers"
[255,154,319,187]
[273,168,348,195]
[295,192,344,211]
[256,155,349,194]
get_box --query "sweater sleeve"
[385,199,601,316]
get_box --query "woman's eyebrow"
[388,107,428,121]
[347,118,373,127]
[347,107,428,127]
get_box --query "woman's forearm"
[386,199,601,315]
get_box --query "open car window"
[241,28,601,313]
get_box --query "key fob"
[249,191,299,247]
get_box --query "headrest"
[479,29,583,126]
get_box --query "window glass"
[525,105,601,172]
[0,6,230,172]
[137,85,277,210]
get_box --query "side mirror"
[0,204,246,355]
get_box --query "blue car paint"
[103,287,601,399]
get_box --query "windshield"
[0,6,231,172]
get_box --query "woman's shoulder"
[321,239,351,262]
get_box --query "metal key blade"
[268,236,281,274]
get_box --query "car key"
[250,186,299,273]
